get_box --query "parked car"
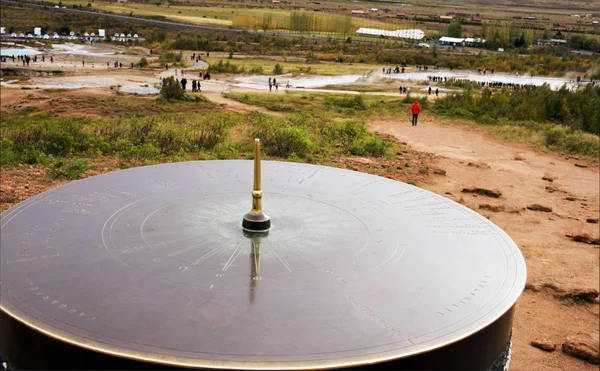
[42,34,50,39]
[418,42,430,48]
[10,33,17,38]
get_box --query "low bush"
[136,57,148,68]
[327,120,367,153]
[265,126,312,158]
[159,76,185,101]
[158,51,183,66]
[50,158,89,180]
[325,95,367,110]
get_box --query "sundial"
[0,140,526,370]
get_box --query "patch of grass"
[321,84,385,93]
[224,91,407,120]
[49,158,89,180]
[205,57,377,76]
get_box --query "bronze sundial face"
[0,160,526,370]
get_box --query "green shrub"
[248,112,277,142]
[361,137,391,157]
[273,63,284,75]
[136,57,148,68]
[325,95,367,110]
[266,126,312,158]
[214,142,239,159]
[249,66,264,74]
[153,128,191,155]
[327,120,367,153]
[159,51,183,65]
[0,138,18,165]
[208,60,240,74]
[545,126,568,147]
[50,158,88,180]
[266,104,296,112]
[159,76,185,101]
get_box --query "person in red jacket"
[411,101,421,126]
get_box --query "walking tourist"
[411,101,420,126]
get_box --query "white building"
[98,29,105,37]
[0,27,6,34]
[464,37,486,46]
[356,27,425,40]
[438,36,465,45]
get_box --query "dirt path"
[370,119,599,371]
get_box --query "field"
[1,0,600,369]
[21,0,600,42]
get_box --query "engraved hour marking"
[268,242,292,272]
[167,243,205,257]
[222,242,243,271]
[191,241,230,266]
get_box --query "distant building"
[370,8,378,12]
[524,16,536,20]
[593,21,599,25]
[464,37,486,46]
[34,27,42,36]
[271,0,280,4]
[439,36,464,45]
[356,27,424,40]
[471,16,483,23]
[0,27,5,34]
[351,10,365,15]
[396,11,407,18]
[537,39,567,46]
[440,15,453,20]
[515,19,525,25]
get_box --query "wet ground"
[0,43,591,96]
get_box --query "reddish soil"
[370,118,599,371]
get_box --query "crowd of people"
[1,54,54,65]
[383,66,405,74]
[445,78,540,90]
[267,77,291,92]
